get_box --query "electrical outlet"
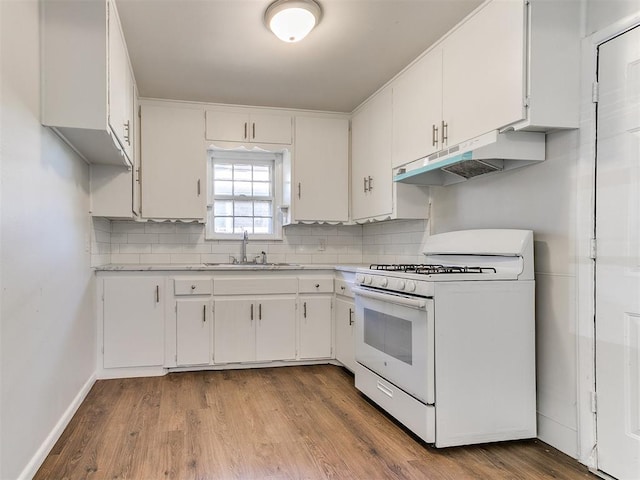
[318,238,326,251]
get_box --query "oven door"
[354,286,434,404]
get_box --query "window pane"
[253,181,271,197]
[214,200,233,216]
[254,165,270,182]
[234,201,253,217]
[254,201,272,217]
[234,164,252,181]
[234,218,253,233]
[214,180,233,196]
[214,164,233,180]
[235,181,252,196]
[214,217,233,234]
[254,217,272,234]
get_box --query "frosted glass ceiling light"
[265,0,322,43]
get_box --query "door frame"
[576,11,640,474]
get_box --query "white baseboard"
[18,373,97,480]
[537,412,579,459]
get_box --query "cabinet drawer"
[214,277,297,295]
[335,279,354,298]
[355,364,435,444]
[299,277,334,293]
[174,278,212,295]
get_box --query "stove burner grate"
[369,264,497,275]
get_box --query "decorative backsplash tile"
[92,218,429,266]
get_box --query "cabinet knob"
[315,283,320,288]
[191,284,196,290]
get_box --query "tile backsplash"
[91,218,429,266]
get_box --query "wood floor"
[35,365,597,480]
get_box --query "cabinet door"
[335,297,356,372]
[205,110,250,142]
[294,116,349,222]
[392,48,443,167]
[213,298,256,363]
[299,296,332,359]
[107,0,131,160]
[250,113,292,144]
[103,276,165,368]
[256,296,296,361]
[176,299,211,366]
[140,105,206,219]
[351,88,393,221]
[442,0,526,147]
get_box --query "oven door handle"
[353,287,428,310]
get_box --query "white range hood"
[393,130,546,186]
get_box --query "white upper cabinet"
[41,0,135,166]
[388,0,579,168]
[140,104,206,220]
[205,109,292,145]
[392,49,443,168]
[352,88,430,223]
[441,0,526,148]
[294,116,349,223]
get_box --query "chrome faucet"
[241,230,249,263]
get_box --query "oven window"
[363,308,412,365]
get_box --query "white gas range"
[353,229,536,447]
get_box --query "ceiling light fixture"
[264,0,322,43]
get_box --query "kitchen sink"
[203,262,299,267]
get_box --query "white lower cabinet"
[334,297,356,372]
[298,296,333,359]
[214,296,297,364]
[176,299,212,366]
[102,276,165,369]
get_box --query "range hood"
[393,130,546,186]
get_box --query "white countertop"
[94,263,364,273]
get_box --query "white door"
[334,297,356,372]
[213,297,256,363]
[595,25,640,480]
[256,296,297,361]
[298,296,332,359]
[103,276,165,368]
[176,299,211,366]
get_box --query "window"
[206,147,288,239]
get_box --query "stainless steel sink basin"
[203,262,299,267]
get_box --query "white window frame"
[206,146,288,240]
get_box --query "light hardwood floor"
[35,365,596,479]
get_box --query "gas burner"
[369,264,497,275]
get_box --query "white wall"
[586,0,640,34]
[0,2,97,479]
[430,131,580,456]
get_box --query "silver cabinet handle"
[244,122,248,140]
[258,303,262,320]
[197,179,201,196]
[349,308,354,326]
[368,176,373,191]
[363,177,368,193]
[203,304,206,322]
[298,182,301,199]
[155,285,159,303]
[441,120,448,145]
[432,124,438,148]
[303,301,307,318]
[123,120,131,146]
[250,303,254,321]
[252,122,256,139]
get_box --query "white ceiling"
[116,0,483,113]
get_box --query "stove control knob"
[356,274,365,283]
[397,280,406,290]
[406,280,416,292]
[364,276,373,285]
[379,277,388,287]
